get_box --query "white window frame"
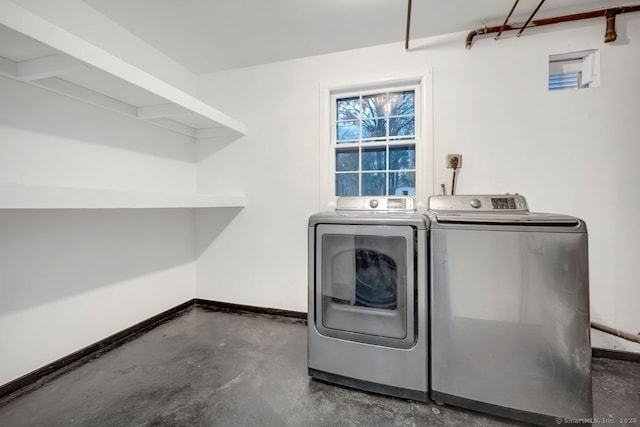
[548,50,600,91]
[319,70,433,210]
[332,84,419,198]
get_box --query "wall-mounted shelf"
[0,1,246,141]
[0,183,247,210]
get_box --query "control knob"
[370,199,379,208]
[470,199,481,209]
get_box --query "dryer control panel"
[428,194,528,212]
[336,196,416,211]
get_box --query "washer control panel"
[336,196,416,211]
[428,194,528,212]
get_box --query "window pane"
[389,117,414,137]
[389,145,415,170]
[336,173,359,196]
[336,147,359,171]
[333,86,418,200]
[362,146,386,171]
[361,172,386,196]
[549,72,580,91]
[362,94,386,119]
[388,91,414,115]
[389,172,415,196]
[337,120,359,141]
[362,119,386,138]
[337,97,360,120]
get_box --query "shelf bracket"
[17,53,89,81]
[0,56,17,77]
[137,103,191,120]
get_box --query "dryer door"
[314,224,415,349]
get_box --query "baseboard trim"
[2,299,636,404]
[593,347,640,363]
[0,299,194,402]
[0,298,306,402]
[194,298,307,321]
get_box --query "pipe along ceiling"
[403,1,640,50]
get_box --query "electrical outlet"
[446,154,462,169]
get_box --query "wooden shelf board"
[0,2,246,140]
[0,183,247,209]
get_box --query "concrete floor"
[0,307,639,426]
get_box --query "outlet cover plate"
[446,154,462,169]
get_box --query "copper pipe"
[466,5,640,49]
[495,0,521,40]
[604,11,617,42]
[517,0,546,37]
[405,0,412,50]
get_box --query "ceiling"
[37,0,631,74]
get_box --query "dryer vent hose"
[591,321,640,344]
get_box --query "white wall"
[0,75,198,386]
[0,76,196,193]
[196,16,640,352]
[194,44,431,312]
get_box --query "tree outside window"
[334,88,417,197]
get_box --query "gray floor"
[0,307,639,426]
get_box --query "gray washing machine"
[427,194,592,425]
[308,196,428,401]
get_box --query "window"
[548,50,600,91]
[331,84,419,197]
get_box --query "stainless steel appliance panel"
[430,226,592,419]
